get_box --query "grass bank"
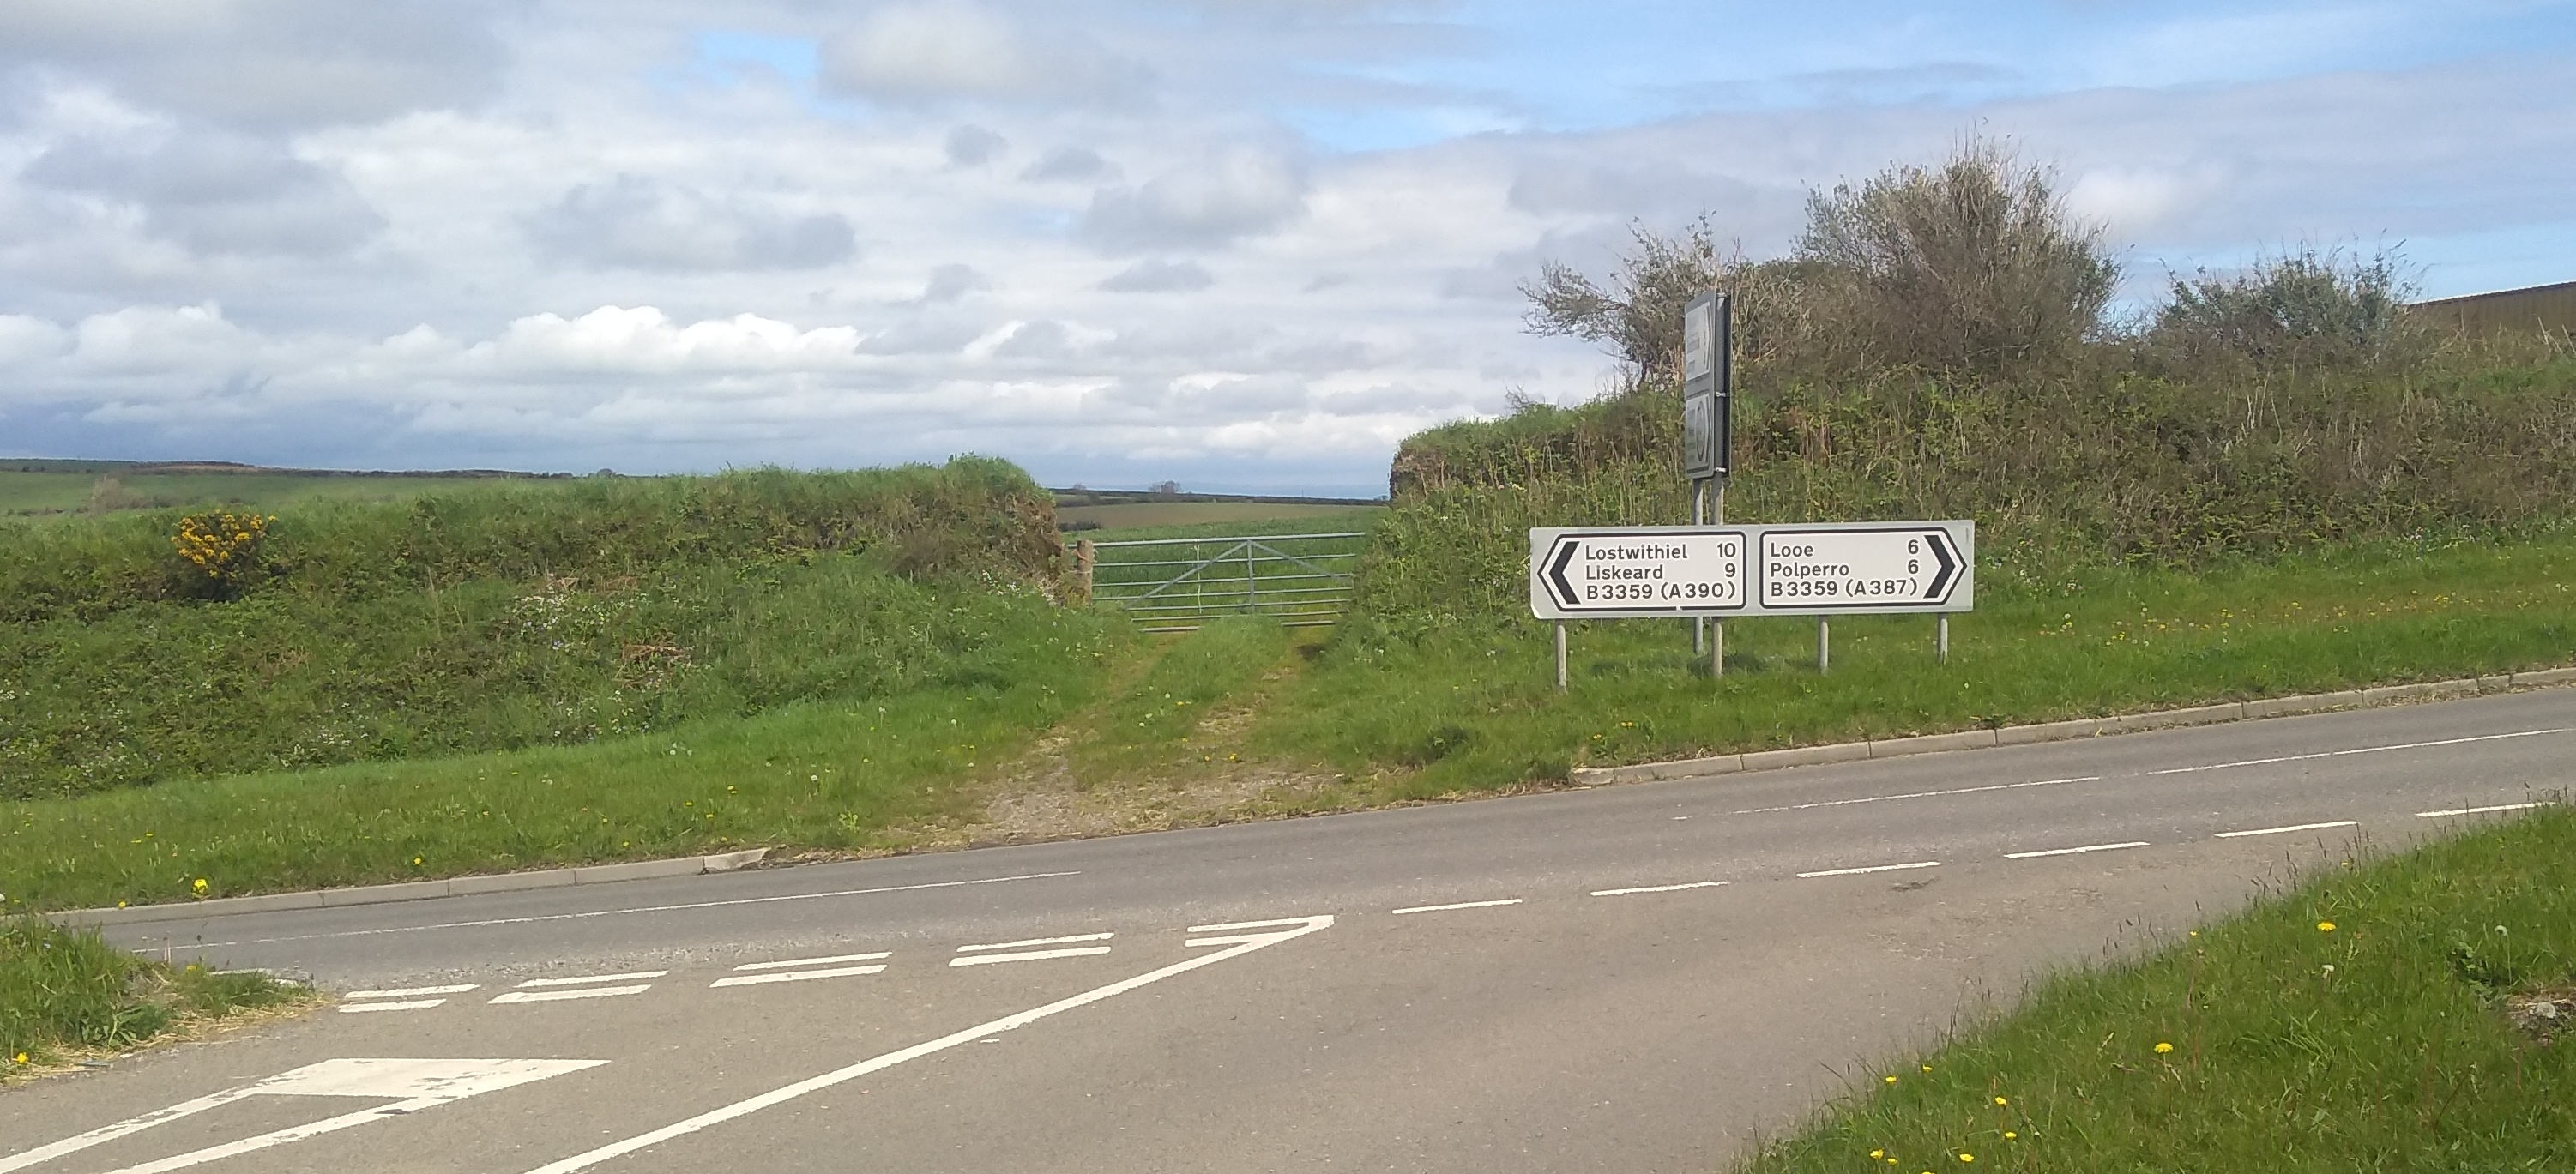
[1257,530,2576,800]
[2,917,302,1078]
[1737,806,2576,1172]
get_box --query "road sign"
[1530,521,1974,619]
[1753,522,1972,613]
[1681,292,1730,480]
[1529,527,1747,618]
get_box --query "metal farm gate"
[1074,532,1366,633]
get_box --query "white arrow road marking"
[0,1058,603,1174]
[516,915,1334,1174]
[2214,821,2358,839]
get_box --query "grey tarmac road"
[6,689,2571,1174]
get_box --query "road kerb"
[51,847,771,927]
[1571,665,2573,788]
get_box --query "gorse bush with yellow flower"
[169,510,274,593]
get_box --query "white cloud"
[1082,146,1311,250]
[526,176,856,272]
[820,3,1149,107]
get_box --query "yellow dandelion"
[11,1052,26,1064]
[2004,1132,2018,1141]
[1885,1075,1898,1084]
[1871,1151,1885,1159]
[1958,1155,1974,1164]
[1921,1064,1933,1073]
[191,877,208,894]
[2154,1041,2174,1054]
[2317,921,2336,932]
[1993,1096,2007,1106]
[412,857,424,866]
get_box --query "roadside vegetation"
[2,916,303,1079]
[3,138,2573,915]
[1736,806,2576,1172]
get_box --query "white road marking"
[515,916,1334,1174]
[1391,898,1524,915]
[948,947,1113,967]
[1,1058,602,1174]
[2004,840,2151,859]
[489,985,654,1004]
[2417,802,2546,818]
[956,932,1115,952]
[1734,776,2097,815]
[710,965,886,988]
[514,971,667,988]
[732,952,890,972]
[345,984,478,999]
[2214,820,2359,838]
[1797,860,1940,878]
[1590,881,1729,896]
[336,999,445,1013]
[193,869,1084,950]
[2148,727,2570,776]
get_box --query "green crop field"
[0,464,566,521]
[1055,501,1379,533]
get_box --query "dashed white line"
[1590,881,1729,897]
[337,1000,446,1014]
[514,971,667,988]
[196,869,1084,950]
[2004,840,2151,859]
[1390,898,1523,915]
[711,965,888,988]
[731,953,890,972]
[1734,776,2096,815]
[948,947,1113,968]
[489,985,654,1004]
[1796,860,1940,879]
[2214,820,2359,838]
[956,932,1114,953]
[345,984,478,999]
[2417,802,2545,818]
[2148,728,2569,776]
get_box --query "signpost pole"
[1554,623,1568,692]
[1691,481,1707,658]
[1817,618,1830,673]
[1937,613,1950,665]
[1710,483,1725,678]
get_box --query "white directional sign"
[1754,522,1972,613]
[1529,527,1747,618]
[1531,521,1973,619]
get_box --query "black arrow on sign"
[1922,531,1959,600]
[1547,539,1582,608]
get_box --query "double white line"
[490,971,667,1004]
[712,953,890,988]
[950,932,1114,967]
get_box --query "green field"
[1738,806,2576,1172]
[1056,501,1380,533]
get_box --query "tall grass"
[0,460,1095,798]
[2,917,294,1067]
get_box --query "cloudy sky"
[2,1,2570,494]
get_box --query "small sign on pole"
[1530,521,1971,620]
[1681,292,1729,482]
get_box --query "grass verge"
[1737,806,2576,1172]
[1258,532,2576,803]
[2,916,305,1080]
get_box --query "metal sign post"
[1682,291,1731,677]
[1529,521,1973,688]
